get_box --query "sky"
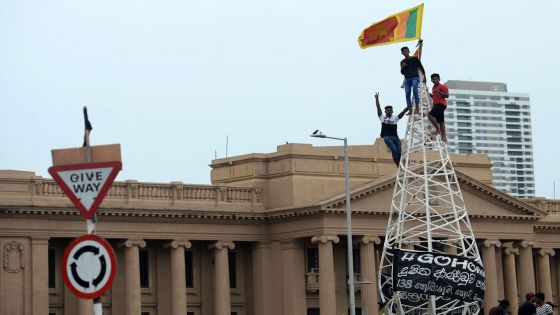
[1,0,558,198]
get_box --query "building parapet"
[0,170,264,211]
[524,198,560,214]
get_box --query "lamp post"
[310,130,356,315]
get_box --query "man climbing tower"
[400,40,426,115]
[375,92,408,166]
[428,73,449,141]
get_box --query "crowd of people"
[375,40,449,167]
[488,292,555,315]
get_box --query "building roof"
[445,80,507,92]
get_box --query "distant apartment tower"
[444,80,535,197]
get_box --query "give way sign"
[62,234,117,299]
[48,162,122,219]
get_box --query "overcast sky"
[1,0,558,198]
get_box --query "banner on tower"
[391,249,485,303]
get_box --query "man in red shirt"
[428,73,449,142]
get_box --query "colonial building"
[0,140,558,315]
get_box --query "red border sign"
[48,162,122,219]
[62,234,117,299]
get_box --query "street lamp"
[310,130,356,315]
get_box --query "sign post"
[50,107,121,315]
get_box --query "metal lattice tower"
[378,74,483,315]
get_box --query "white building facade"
[444,80,535,197]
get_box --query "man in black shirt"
[375,92,408,166]
[488,299,510,315]
[400,44,426,114]
[519,292,536,315]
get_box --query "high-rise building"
[444,80,535,197]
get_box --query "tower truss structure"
[378,75,483,315]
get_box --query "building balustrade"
[30,179,263,206]
[525,198,560,214]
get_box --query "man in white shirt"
[375,92,408,167]
[535,293,553,315]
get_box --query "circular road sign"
[62,234,117,299]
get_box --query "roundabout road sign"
[62,234,117,299]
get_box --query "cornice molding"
[534,224,560,230]
[457,172,546,216]
[322,175,396,209]
[320,170,546,218]
[0,207,269,222]
[0,205,548,224]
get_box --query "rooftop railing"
[32,179,262,206]
[524,198,560,214]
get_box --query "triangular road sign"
[48,162,122,219]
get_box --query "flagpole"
[416,39,423,60]
[84,107,96,235]
[83,106,103,315]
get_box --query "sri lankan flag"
[358,4,424,49]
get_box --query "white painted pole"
[84,110,102,315]
[343,138,356,315]
[93,297,103,315]
[310,132,355,315]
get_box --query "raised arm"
[375,92,382,117]
[416,39,423,59]
[397,107,408,119]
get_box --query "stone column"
[481,239,501,314]
[121,239,146,315]
[311,235,339,315]
[517,241,536,295]
[359,236,380,315]
[502,242,519,313]
[31,237,50,315]
[252,241,272,315]
[281,239,307,315]
[537,248,555,302]
[165,240,192,315]
[209,241,235,315]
